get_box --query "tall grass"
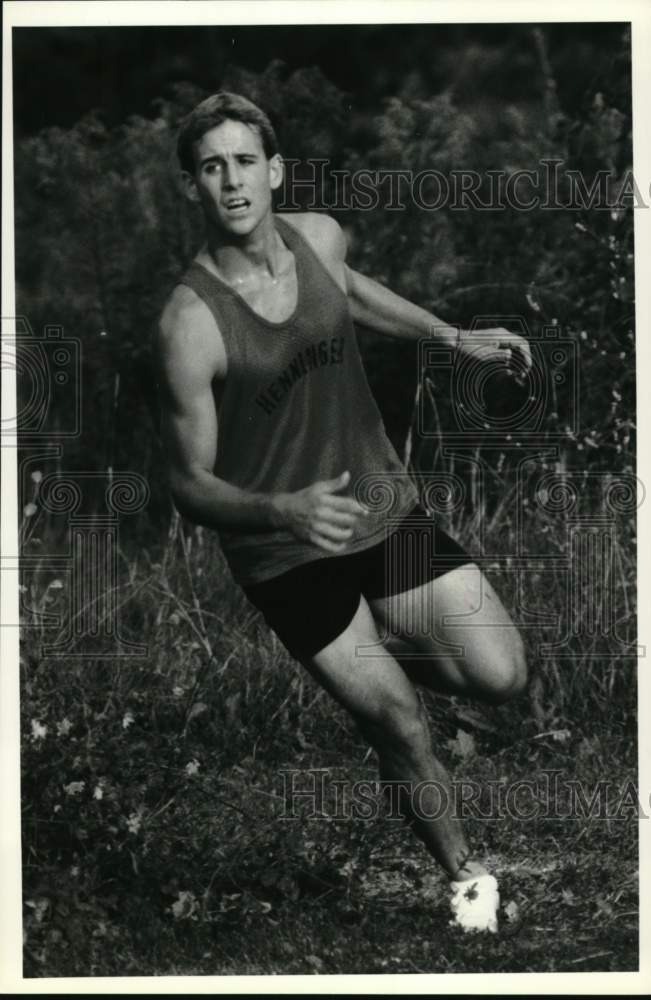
[18,462,638,974]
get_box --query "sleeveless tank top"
[178,214,419,586]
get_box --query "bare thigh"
[366,563,527,702]
[299,594,423,728]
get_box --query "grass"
[19,471,639,977]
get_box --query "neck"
[205,213,283,285]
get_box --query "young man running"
[158,92,531,933]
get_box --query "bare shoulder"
[277,211,347,263]
[277,212,348,293]
[158,283,227,384]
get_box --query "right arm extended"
[157,289,367,554]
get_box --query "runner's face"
[188,120,282,236]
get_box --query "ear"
[180,170,201,204]
[268,154,284,192]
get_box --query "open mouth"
[224,198,250,214]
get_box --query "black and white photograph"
[2,0,650,990]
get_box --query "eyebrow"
[199,151,259,167]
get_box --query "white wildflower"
[63,781,85,796]
[126,810,143,834]
[171,891,198,920]
[56,717,72,737]
[31,720,47,741]
[26,898,49,923]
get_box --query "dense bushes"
[14,28,634,487]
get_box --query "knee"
[483,634,528,704]
[358,695,429,756]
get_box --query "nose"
[223,160,242,189]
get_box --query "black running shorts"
[242,504,474,662]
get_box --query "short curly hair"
[176,92,279,174]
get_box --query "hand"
[272,470,368,554]
[458,327,533,378]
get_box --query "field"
[19,476,638,976]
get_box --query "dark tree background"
[13,23,629,137]
[13,23,635,533]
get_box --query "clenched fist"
[272,470,368,553]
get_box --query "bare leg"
[302,595,485,881]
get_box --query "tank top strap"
[273,213,312,256]
[178,260,249,369]
[274,214,345,302]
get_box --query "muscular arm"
[158,289,280,532]
[345,266,459,348]
[346,264,532,369]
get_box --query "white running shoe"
[449,873,500,933]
